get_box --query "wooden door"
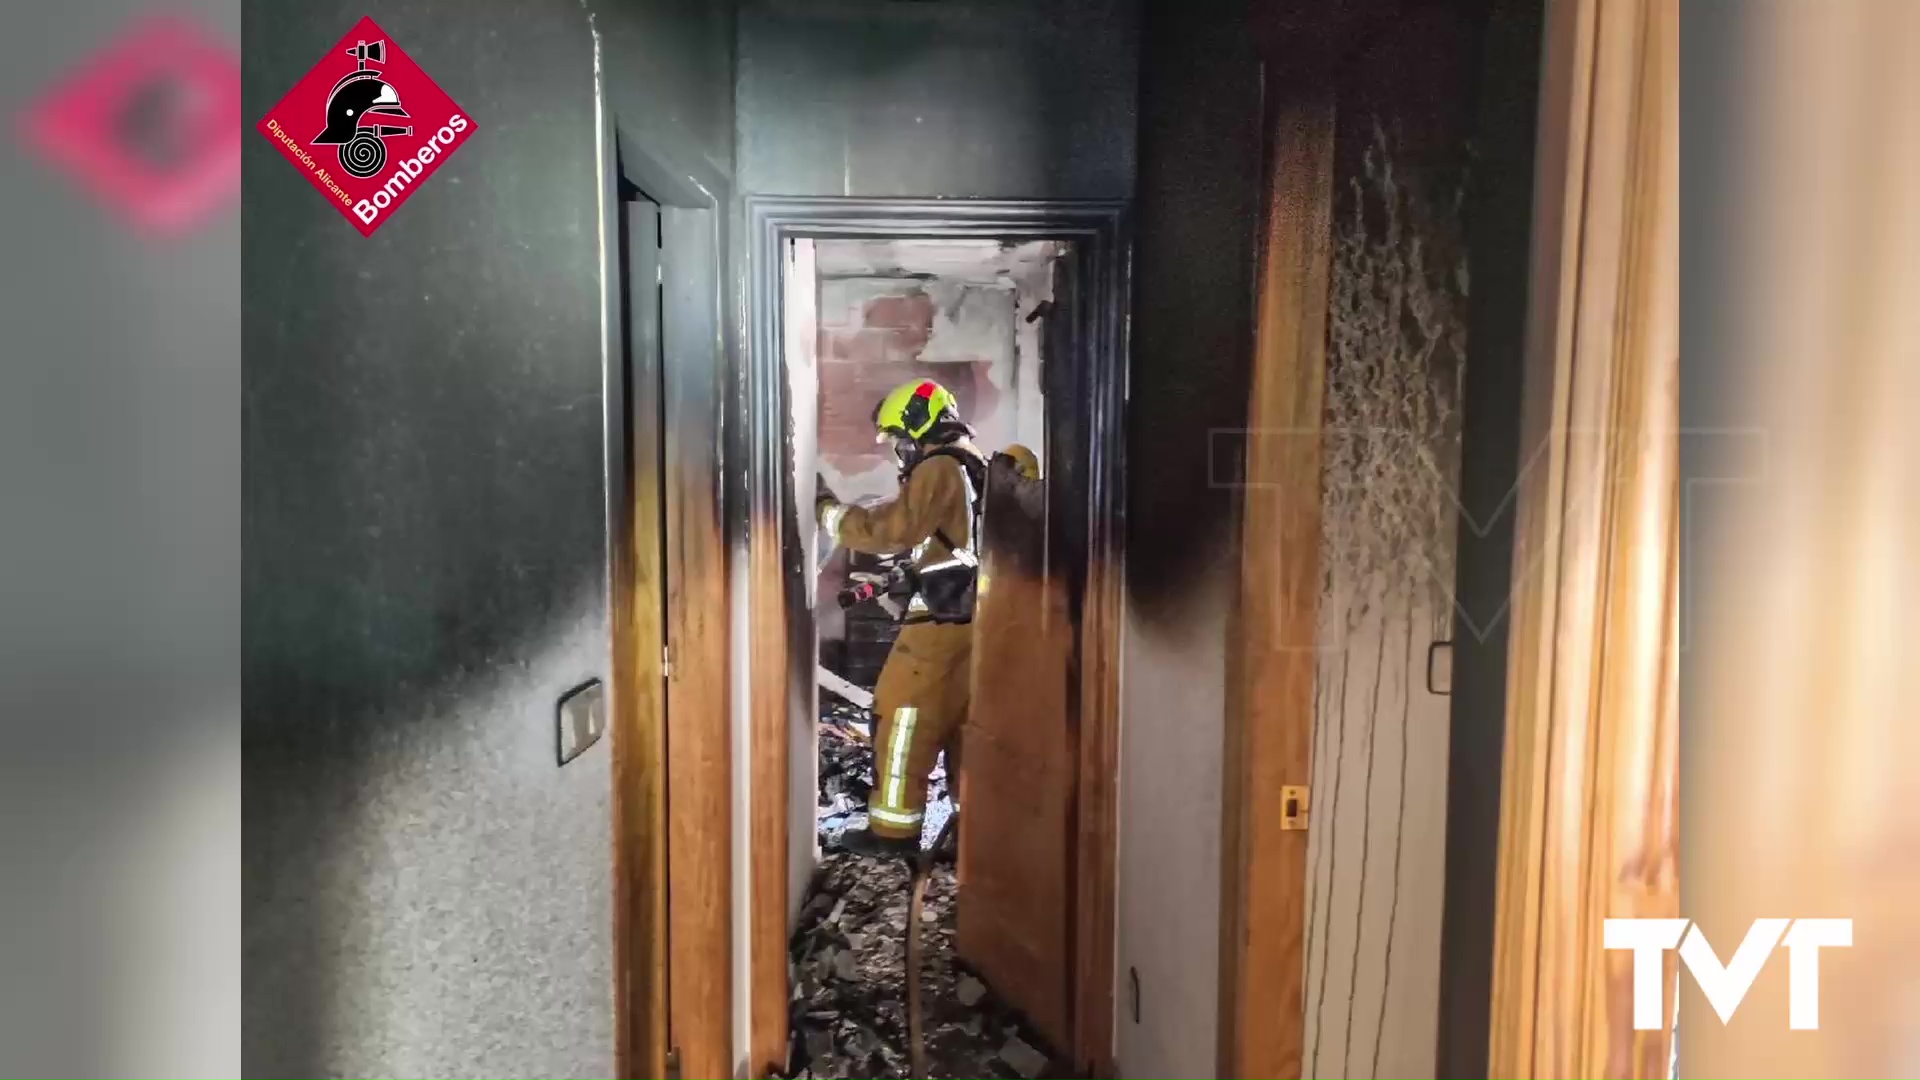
[613,190,670,1080]
[956,255,1082,1056]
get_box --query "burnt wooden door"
[956,254,1083,1056]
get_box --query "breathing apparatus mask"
[884,432,924,478]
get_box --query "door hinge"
[1281,785,1310,831]
[662,645,672,679]
[665,1046,682,1079]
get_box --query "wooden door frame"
[600,112,735,1080]
[743,196,1131,1078]
[1216,78,1336,1080]
[1486,1,1679,1076]
[1216,3,1360,1072]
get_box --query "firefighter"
[817,379,988,859]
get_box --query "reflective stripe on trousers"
[872,706,921,827]
[866,621,972,839]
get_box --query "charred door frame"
[744,196,1130,1077]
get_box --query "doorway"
[745,199,1128,1079]
[804,235,1069,1078]
[605,128,732,1080]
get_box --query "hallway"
[241,1,1569,1077]
[787,854,1047,1080]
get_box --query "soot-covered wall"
[1116,3,1265,1076]
[736,0,1139,200]
[241,2,733,1075]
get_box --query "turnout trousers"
[866,619,972,840]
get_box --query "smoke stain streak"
[1309,633,1355,1078]
[1342,601,1392,1078]
[1303,558,1343,1009]
[1304,642,1332,958]
[1303,594,1343,1066]
[1371,604,1420,1080]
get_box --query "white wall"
[1300,121,1466,1080]
[1114,568,1229,1079]
[1300,593,1453,1079]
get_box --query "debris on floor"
[789,698,1065,1079]
[955,975,986,1008]
[782,852,1070,1080]
[817,702,873,849]
[997,1034,1050,1080]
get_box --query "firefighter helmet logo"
[310,39,411,178]
[256,15,475,236]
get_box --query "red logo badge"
[254,16,475,236]
[19,14,241,236]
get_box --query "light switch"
[557,679,606,766]
[1427,641,1454,695]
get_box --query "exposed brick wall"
[813,256,1054,673]
[817,278,1008,489]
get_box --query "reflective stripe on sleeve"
[822,502,849,539]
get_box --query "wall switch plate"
[557,679,606,766]
[1281,785,1310,830]
[1427,641,1454,695]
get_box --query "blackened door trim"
[743,196,1130,1078]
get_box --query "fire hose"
[906,814,958,1080]
[906,863,930,1080]
[836,561,914,612]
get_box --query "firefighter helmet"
[1000,443,1041,481]
[313,72,410,145]
[873,380,960,443]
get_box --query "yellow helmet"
[872,379,959,443]
[1000,443,1042,480]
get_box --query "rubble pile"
[783,852,1066,1080]
[792,699,1059,1078]
[817,701,875,848]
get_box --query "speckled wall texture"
[1301,119,1469,1080]
[1300,7,1481,1076]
